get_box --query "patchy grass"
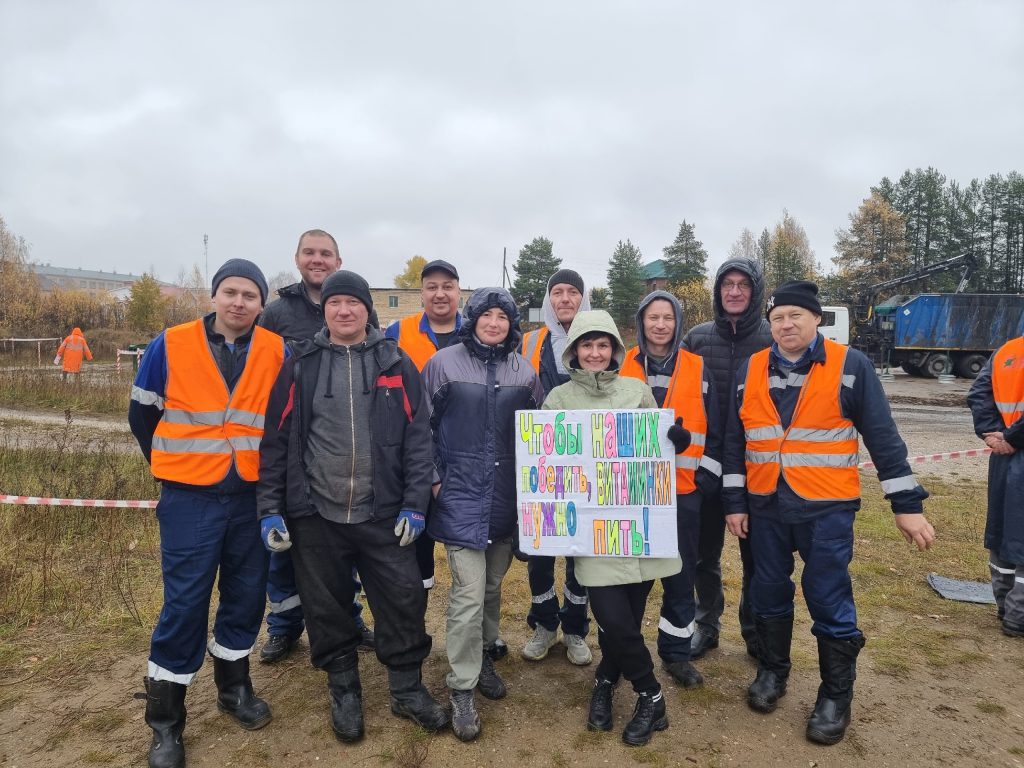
[975,700,1006,715]
[0,365,132,416]
[628,745,664,764]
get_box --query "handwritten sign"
[515,408,677,558]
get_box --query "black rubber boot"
[586,677,614,732]
[144,677,186,768]
[622,688,668,747]
[806,635,865,745]
[477,653,507,700]
[326,653,364,742]
[212,656,272,730]
[388,666,449,731]
[747,615,793,714]
[664,659,704,688]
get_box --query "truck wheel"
[902,363,922,377]
[954,353,987,379]
[922,354,952,378]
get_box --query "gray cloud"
[1,0,1021,294]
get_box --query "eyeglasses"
[721,280,753,293]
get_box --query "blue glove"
[394,509,425,547]
[260,514,292,552]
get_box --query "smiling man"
[129,259,287,768]
[257,270,447,744]
[257,229,374,665]
[721,280,934,746]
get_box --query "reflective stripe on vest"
[521,327,549,373]
[396,313,441,372]
[739,339,860,501]
[621,347,709,494]
[151,320,284,485]
[992,338,1024,428]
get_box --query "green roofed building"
[642,259,669,292]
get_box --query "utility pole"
[203,234,209,286]
[501,247,507,288]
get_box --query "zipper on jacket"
[346,352,356,522]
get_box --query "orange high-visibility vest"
[151,320,284,485]
[739,338,860,501]
[621,347,709,494]
[521,327,550,372]
[396,313,444,372]
[57,329,92,373]
[992,337,1024,428]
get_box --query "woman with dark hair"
[421,287,544,742]
[543,309,690,747]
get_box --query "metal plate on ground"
[927,572,996,604]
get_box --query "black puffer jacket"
[422,288,544,550]
[681,258,773,430]
[259,281,379,342]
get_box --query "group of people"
[129,229,939,768]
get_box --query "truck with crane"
[819,253,1024,379]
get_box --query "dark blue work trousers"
[527,556,590,637]
[657,492,702,662]
[749,508,860,640]
[150,487,269,677]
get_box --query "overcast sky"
[2,1,1022,294]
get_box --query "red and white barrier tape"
[858,446,991,471]
[0,495,157,508]
[0,447,995,509]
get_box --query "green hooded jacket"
[542,309,682,587]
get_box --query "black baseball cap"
[421,259,459,281]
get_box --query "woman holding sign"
[542,309,691,747]
[421,287,544,742]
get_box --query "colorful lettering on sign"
[519,412,583,457]
[594,460,672,506]
[519,462,591,501]
[590,411,662,458]
[591,508,650,556]
[519,501,578,550]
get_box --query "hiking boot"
[586,677,614,732]
[747,615,793,714]
[622,689,668,747]
[326,654,364,742]
[143,677,186,768]
[388,667,449,731]
[358,624,376,652]
[449,688,481,742]
[664,659,704,688]
[522,625,559,661]
[689,626,719,660]
[477,654,507,700]
[485,639,509,662]
[212,656,272,730]
[806,635,865,745]
[259,633,297,664]
[564,633,593,666]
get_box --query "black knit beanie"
[321,270,373,311]
[548,269,585,295]
[211,258,269,306]
[766,280,821,318]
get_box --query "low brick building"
[369,287,473,328]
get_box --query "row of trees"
[508,210,817,331]
[0,216,211,340]
[832,168,1024,302]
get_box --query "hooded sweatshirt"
[627,291,722,497]
[305,325,389,523]
[542,310,681,587]
[530,272,593,395]
[681,258,773,432]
